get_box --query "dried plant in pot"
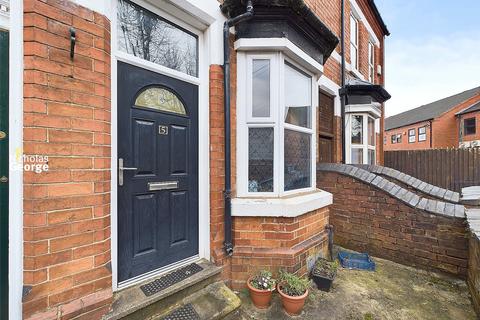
[311,258,339,292]
[277,270,311,316]
[247,270,276,309]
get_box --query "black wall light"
[70,27,76,60]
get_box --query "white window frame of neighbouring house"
[346,113,376,165]
[418,126,427,141]
[236,51,317,198]
[408,128,416,143]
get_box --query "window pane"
[368,149,375,165]
[368,117,375,146]
[351,148,363,164]
[350,16,357,45]
[284,63,312,128]
[117,0,198,77]
[135,87,186,114]
[284,130,311,191]
[249,128,274,192]
[350,45,357,70]
[351,115,363,144]
[418,127,426,134]
[419,134,426,141]
[464,118,476,135]
[252,59,270,117]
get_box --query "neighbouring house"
[457,101,480,148]
[384,86,480,150]
[0,0,390,319]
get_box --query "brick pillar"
[22,0,112,318]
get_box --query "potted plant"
[311,258,339,292]
[277,271,311,315]
[246,270,276,309]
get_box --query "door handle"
[118,158,137,186]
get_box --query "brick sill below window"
[231,189,333,217]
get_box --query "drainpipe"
[429,120,433,148]
[340,0,347,164]
[325,224,334,261]
[223,1,254,256]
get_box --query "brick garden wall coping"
[318,163,465,218]
[353,164,461,204]
[317,164,469,277]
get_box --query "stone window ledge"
[231,189,333,217]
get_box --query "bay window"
[348,114,376,165]
[239,53,316,197]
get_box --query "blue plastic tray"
[338,251,376,271]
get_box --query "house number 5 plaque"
[159,125,168,135]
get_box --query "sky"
[374,0,480,117]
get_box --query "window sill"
[231,189,333,217]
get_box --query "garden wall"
[317,164,468,277]
[466,208,480,315]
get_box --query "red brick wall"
[317,171,468,277]
[384,120,431,151]
[23,0,112,318]
[459,110,480,143]
[230,208,329,289]
[468,234,480,314]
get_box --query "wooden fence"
[384,148,480,192]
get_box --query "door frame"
[7,0,24,319]
[110,0,212,290]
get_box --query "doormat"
[140,263,204,297]
[161,303,200,320]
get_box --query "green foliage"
[364,313,374,320]
[279,270,311,297]
[249,270,276,291]
[312,258,339,279]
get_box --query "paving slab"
[233,250,476,320]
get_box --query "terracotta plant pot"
[277,283,309,316]
[247,277,273,309]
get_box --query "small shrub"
[312,258,339,279]
[279,270,311,296]
[249,270,276,291]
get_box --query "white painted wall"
[9,0,23,318]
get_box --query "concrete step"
[153,281,241,320]
[104,259,222,320]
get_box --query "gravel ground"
[232,251,476,320]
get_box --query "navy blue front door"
[117,62,199,282]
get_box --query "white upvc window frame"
[346,113,376,165]
[418,126,427,142]
[350,14,359,71]
[408,128,416,143]
[368,41,374,83]
[237,52,317,198]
